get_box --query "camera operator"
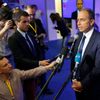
[0,3,15,67]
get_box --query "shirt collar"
[83,28,94,39]
[0,73,12,82]
[17,28,26,38]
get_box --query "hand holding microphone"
[49,56,63,71]
[55,47,69,72]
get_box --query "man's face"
[0,58,13,74]
[77,10,94,33]
[26,7,36,20]
[16,16,30,32]
[77,0,83,10]
[26,7,36,15]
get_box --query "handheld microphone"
[58,47,68,62]
[69,35,79,56]
[55,47,68,72]
[49,46,68,63]
[36,48,68,100]
[72,52,81,79]
[48,54,60,63]
[60,47,68,57]
[52,56,63,70]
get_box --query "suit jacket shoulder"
[8,30,39,70]
[71,10,77,19]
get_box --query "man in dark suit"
[71,8,100,100]
[24,5,53,95]
[24,5,47,50]
[8,11,49,100]
[71,0,83,20]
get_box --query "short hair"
[12,7,21,14]
[76,0,83,3]
[50,13,56,19]
[80,8,95,19]
[24,4,37,10]
[13,10,29,22]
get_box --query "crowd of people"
[0,0,100,100]
[0,2,54,100]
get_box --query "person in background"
[71,8,100,100]
[24,5,53,95]
[71,0,83,20]
[32,4,43,21]
[70,0,83,47]
[24,4,47,51]
[0,3,15,67]
[50,13,70,47]
[0,56,56,100]
[8,10,49,100]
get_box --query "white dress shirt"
[81,28,94,58]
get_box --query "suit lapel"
[27,31,37,46]
[16,31,33,54]
[27,32,38,57]
[80,30,96,64]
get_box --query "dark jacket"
[8,30,40,70]
[55,19,70,38]
[71,10,77,20]
[71,29,100,99]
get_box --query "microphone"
[55,47,68,72]
[72,52,81,79]
[60,47,68,56]
[58,47,68,62]
[36,47,68,99]
[69,35,79,56]
[48,54,60,63]
[52,56,63,71]
[36,50,66,100]
[48,46,68,63]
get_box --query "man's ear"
[15,21,18,25]
[15,21,19,28]
[90,19,95,26]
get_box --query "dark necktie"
[25,33,36,56]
